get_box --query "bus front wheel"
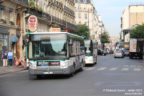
[29,74,37,80]
[80,61,85,71]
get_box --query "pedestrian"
[8,50,13,66]
[2,51,8,67]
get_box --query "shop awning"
[10,36,18,42]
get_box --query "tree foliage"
[130,24,144,38]
[77,24,89,39]
[101,32,110,43]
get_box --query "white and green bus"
[84,40,98,65]
[26,32,85,79]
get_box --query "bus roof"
[26,32,84,39]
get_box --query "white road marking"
[97,67,107,71]
[133,68,141,72]
[121,68,129,71]
[85,67,96,71]
[109,67,118,71]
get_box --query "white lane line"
[109,67,118,71]
[97,67,107,71]
[85,67,96,71]
[121,68,129,71]
[133,68,141,72]
[130,65,137,68]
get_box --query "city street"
[0,56,144,96]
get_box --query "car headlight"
[60,61,68,68]
[29,62,37,69]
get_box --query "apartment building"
[0,0,28,66]
[74,0,105,42]
[121,5,144,48]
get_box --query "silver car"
[114,49,124,58]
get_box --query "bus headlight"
[29,62,37,69]
[60,61,68,68]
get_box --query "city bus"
[26,32,85,79]
[84,40,98,65]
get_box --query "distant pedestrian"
[2,51,8,67]
[8,50,13,66]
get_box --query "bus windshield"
[84,40,93,56]
[28,34,67,60]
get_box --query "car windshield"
[28,34,67,60]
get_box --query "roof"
[26,32,84,39]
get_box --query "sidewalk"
[0,66,26,75]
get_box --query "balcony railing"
[27,8,77,32]
[64,6,75,17]
[10,0,28,7]
[48,0,63,9]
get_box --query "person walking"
[2,51,8,67]
[8,50,13,66]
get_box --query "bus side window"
[69,40,75,57]
[80,41,85,54]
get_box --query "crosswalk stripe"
[133,68,141,72]
[85,67,96,71]
[121,68,129,71]
[97,67,107,71]
[109,67,118,71]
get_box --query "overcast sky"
[93,0,144,37]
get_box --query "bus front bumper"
[29,66,73,75]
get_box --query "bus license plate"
[43,72,53,74]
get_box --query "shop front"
[0,26,9,66]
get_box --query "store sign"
[28,15,38,32]
[50,28,61,32]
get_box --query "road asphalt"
[0,56,144,96]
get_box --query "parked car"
[123,49,130,56]
[98,49,104,55]
[109,50,114,54]
[103,50,107,56]
[114,49,124,58]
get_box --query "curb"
[0,67,27,76]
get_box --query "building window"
[78,13,81,18]
[78,5,81,10]
[85,13,87,19]
[0,34,8,51]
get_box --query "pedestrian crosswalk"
[95,67,144,72]
[85,65,144,72]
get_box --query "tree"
[101,32,110,43]
[77,24,89,39]
[130,24,144,38]
[101,32,110,49]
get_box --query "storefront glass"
[0,34,8,51]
